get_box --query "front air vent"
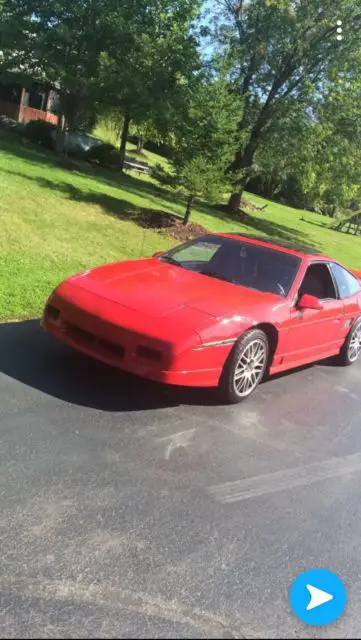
[46,304,60,320]
[137,346,162,362]
[98,338,125,359]
[66,324,94,345]
[65,323,125,359]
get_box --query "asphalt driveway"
[1,320,361,638]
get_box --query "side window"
[330,263,361,299]
[299,263,337,300]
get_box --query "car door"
[283,262,345,366]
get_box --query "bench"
[124,160,150,175]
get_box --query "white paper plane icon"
[306,584,334,610]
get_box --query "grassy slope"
[92,122,170,169]
[1,129,360,320]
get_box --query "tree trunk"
[226,101,272,214]
[226,191,243,214]
[226,136,260,214]
[119,112,131,171]
[55,109,65,154]
[137,135,144,154]
[183,194,194,226]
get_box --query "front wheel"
[338,317,361,366]
[218,329,269,404]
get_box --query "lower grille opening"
[137,345,162,362]
[98,338,125,359]
[66,323,125,359]
[67,324,94,345]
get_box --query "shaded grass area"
[1,130,360,320]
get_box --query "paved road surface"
[1,320,361,638]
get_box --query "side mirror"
[152,251,163,258]
[297,293,323,311]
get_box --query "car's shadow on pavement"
[1,319,336,413]
[0,320,222,411]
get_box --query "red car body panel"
[42,234,361,388]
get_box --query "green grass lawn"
[1,129,360,320]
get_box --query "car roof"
[211,232,329,260]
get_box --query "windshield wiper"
[202,270,230,283]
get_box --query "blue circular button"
[290,569,347,627]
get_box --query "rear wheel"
[218,329,269,404]
[338,317,361,366]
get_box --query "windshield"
[159,235,301,297]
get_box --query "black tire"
[337,317,361,367]
[218,329,269,404]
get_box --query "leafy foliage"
[248,53,361,214]
[0,0,201,159]
[1,0,115,127]
[96,0,202,166]
[213,0,361,210]
[178,156,227,200]
[86,142,122,169]
[156,71,241,223]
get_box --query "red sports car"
[41,233,361,403]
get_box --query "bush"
[23,120,57,149]
[86,142,122,169]
[151,163,177,186]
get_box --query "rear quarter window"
[330,263,361,299]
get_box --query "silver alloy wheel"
[348,323,361,363]
[233,338,267,397]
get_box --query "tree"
[0,0,200,158]
[99,0,201,170]
[213,0,361,212]
[305,72,361,215]
[244,46,361,215]
[246,96,322,206]
[131,120,160,154]
[177,156,230,225]
[156,72,241,224]
[0,0,126,150]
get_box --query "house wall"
[0,80,58,125]
[18,105,58,125]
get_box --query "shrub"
[86,142,122,169]
[23,119,56,149]
[151,163,177,186]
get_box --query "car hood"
[71,258,280,319]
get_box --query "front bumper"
[41,300,225,388]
